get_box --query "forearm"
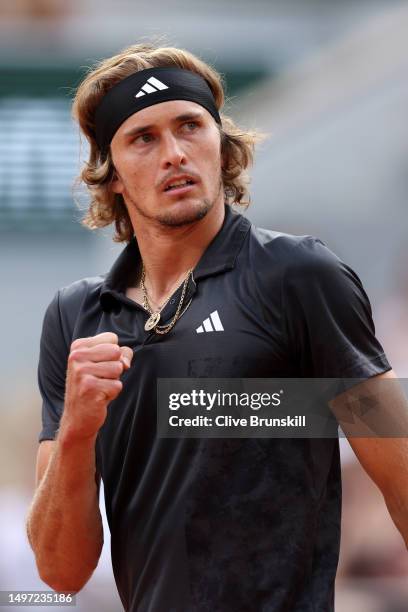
[26,422,103,592]
[384,489,408,550]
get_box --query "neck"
[132,200,225,298]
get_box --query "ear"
[110,169,124,195]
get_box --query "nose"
[160,131,187,169]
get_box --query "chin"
[157,198,213,228]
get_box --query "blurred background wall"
[0,1,407,611]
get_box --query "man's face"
[110,100,224,228]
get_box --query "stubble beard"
[124,172,224,229]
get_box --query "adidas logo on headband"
[135,76,169,98]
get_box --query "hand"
[61,332,133,441]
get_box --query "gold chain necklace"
[141,264,193,334]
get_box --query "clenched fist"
[61,332,133,441]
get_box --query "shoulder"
[249,224,339,275]
[45,274,106,341]
[57,274,106,308]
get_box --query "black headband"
[94,67,222,153]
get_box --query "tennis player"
[26,42,408,611]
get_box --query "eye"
[136,133,154,144]
[183,121,199,131]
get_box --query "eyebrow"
[123,111,205,138]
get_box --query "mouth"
[163,177,197,195]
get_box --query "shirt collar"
[99,203,251,312]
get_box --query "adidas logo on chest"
[196,310,224,333]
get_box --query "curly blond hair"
[72,42,262,243]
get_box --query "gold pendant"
[145,311,161,331]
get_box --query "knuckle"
[100,343,121,359]
[122,346,134,362]
[68,349,81,365]
[95,391,108,403]
[70,337,86,350]
[110,344,122,358]
[79,374,95,395]
[103,332,118,344]
[112,380,123,394]
[107,380,122,397]
[114,361,124,375]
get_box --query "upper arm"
[38,290,70,443]
[283,236,391,377]
[330,369,408,498]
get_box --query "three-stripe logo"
[196,310,224,333]
[135,77,169,98]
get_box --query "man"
[26,43,408,611]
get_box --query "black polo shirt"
[38,203,391,612]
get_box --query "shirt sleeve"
[37,290,70,442]
[283,236,392,378]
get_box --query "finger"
[70,343,122,363]
[120,346,134,369]
[92,377,123,402]
[80,360,125,379]
[71,332,119,350]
